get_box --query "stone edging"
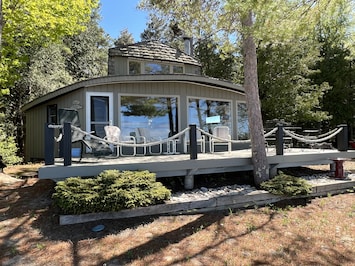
[59,179,355,225]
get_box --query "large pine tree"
[139,0,353,185]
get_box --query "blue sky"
[99,0,149,42]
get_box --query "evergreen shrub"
[0,132,22,165]
[260,172,312,196]
[52,169,171,214]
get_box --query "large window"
[145,63,170,74]
[129,60,184,75]
[58,108,80,127]
[237,102,249,140]
[188,98,231,133]
[86,92,113,138]
[120,96,178,139]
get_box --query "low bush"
[52,170,171,214]
[260,172,312,196]
[0,131,22,165]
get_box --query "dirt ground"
[0,163,354,266]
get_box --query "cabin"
[23,40,355,187]
[22,40,248,162]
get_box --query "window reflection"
[90,96,109,137]
[188,98,231,133]
[237,102,249,140]
[129,61,141,75]
[145,63,170,74]
[129,61,184,75]
[120,96,178,139]
[173,65,183,73]
[47,104,57,124]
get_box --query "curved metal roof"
[22,74,245,111]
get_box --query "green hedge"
[260,172,313,196]
[0,131,22,165]
[52,170,171,214]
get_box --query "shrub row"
[260,172,313,196]
[52,170,171,214]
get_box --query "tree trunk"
[241,10,269,186]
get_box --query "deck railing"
[44,123,200,166]
[44,123,349,166]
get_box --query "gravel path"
[169,171,355,203]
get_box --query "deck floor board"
[39,148,355,180]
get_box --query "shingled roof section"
[109,41,201,66]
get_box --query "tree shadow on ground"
[0,178,162,265]
[32,200,231,265]
[3,171,353,266]
[281,166,330,177]
[161,170,255,193]
[26,177,275,265]
[101,210,279,265]
[252,235,355,266]
[0,178,55,264]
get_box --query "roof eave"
[22,75,244,112]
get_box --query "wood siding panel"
[24,90,85,161]
[25,106,46,161]
[108,56,128,75]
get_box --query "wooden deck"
[38,148,355,181]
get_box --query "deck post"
[269,164,278,178]
[63,122,72,166]
[44,123,55,165]
[336,124,348,151]
[276,124,284,155]
[189,124,198,160]
[184,174,195,190]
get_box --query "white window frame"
[128,59,185,75]
[86,92,114,134]
[187,96,233,133]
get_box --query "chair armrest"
[55,133,63,142]
[121,135,136,143]
[136,136,147,143]
[84,131,95,140]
